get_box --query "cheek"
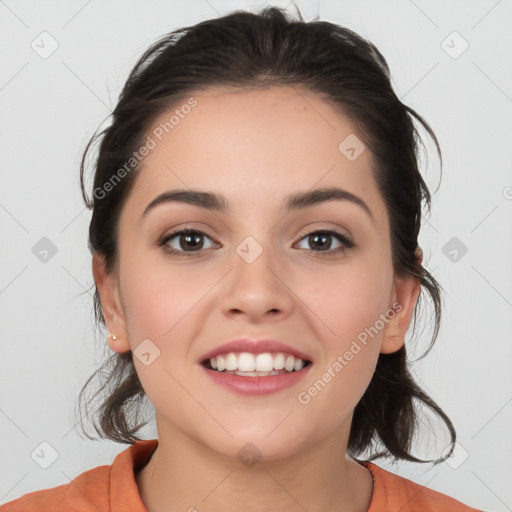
[296,258,392,411]
[119,249,213,339]
[117,256,217,395]
[118,262,205,410]
[305,257,393,349]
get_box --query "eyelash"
[158,227,354,258]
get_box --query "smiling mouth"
[201,352,312,377]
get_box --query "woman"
[2,5,481,511]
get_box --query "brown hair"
[76,4,455,465]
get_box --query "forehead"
[123,85,384,219]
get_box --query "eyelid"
[296,223,352,241]
[158,225,216,248]
[158,223,352,243]
[158,223,354,258]
[295,227,354,252]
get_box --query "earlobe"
[92,252,131,353]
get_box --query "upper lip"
[199,338,312,363]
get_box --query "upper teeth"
[210,352,306,372]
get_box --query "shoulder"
[362,461,483,511]
[0,439,157,512]
[0,464,111,512]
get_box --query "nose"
[219,238,294,323]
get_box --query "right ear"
[92,252,131,353]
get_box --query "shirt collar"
[110,438,158,512]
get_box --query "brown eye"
[160,229,215,255]
[295,229,354,256]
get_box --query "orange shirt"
[1,438,481,511]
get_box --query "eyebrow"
[142,186,374,222]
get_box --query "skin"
[93,85,421,512]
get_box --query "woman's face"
[94,85,420,460]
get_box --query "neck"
[136,421,373,512]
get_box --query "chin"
[206,428,309,465]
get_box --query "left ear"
[380,247,423,354]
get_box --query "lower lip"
[201,364,312,395]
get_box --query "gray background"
[1,0,511,510]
